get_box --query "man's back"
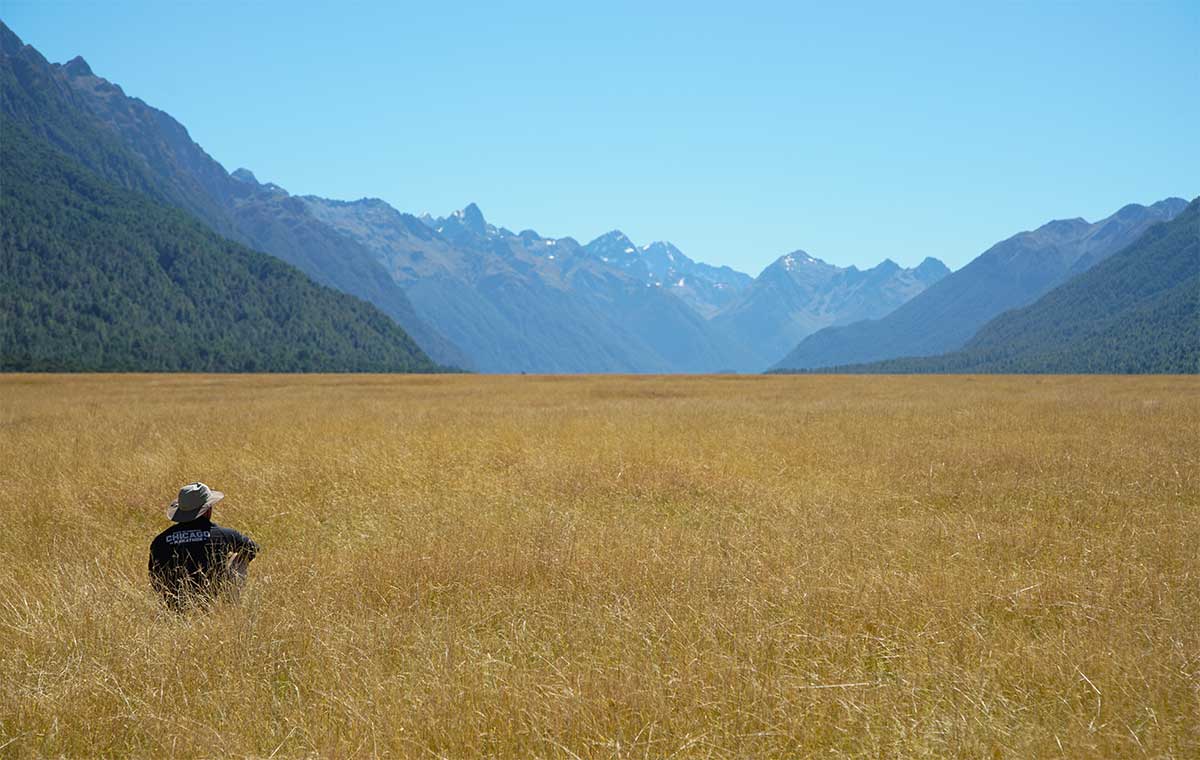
[149,515,258,608]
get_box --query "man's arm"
[215,526,260,561]
[148,545,171,596]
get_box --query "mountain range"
[0,23,469,369]
[576,232,753,318]
[714,252,950,370]
[1,22,952,374]
[788,199,1199,374]
[1,115,438,372]
[772,198,1189,371]
[301,197,746,372]
[302,196,950,372]
[2,21,1194,376]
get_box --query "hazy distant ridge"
[302,198,755,372]
[772,198,1189,371]
[795,198,1200,374]
[715,252,950,371]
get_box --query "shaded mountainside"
[0,28,237,241]
[10,21,1132,375]
[714,251,949,370]
[807,199,1199,374]
[0,120,439,372]
[305,196,947,373]
[580,232,753,318]
[0,23,469,369]
[303,198,754,373]
[773,198,1188,371]
[0,23,945,374]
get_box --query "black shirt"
[148,516,259,607]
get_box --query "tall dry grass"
[1,374,1197,758]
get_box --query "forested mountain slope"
[0,22,468,369]
[773,198,1188,371]
[0,120,439,373]
[803,199,1199,374]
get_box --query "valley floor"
[1,374,1198,758]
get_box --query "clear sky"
[4,1,1197,274]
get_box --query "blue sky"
[4,1,1197,274]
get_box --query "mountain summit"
[61,55,93,77]
[713,251,949,370]
[456,202,487,235]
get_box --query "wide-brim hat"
[166,482,224,522]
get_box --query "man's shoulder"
[150,524,175,546]
[208,522,247,540]
[208,522,258,553]
[151,521,213,547]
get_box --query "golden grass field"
[1,373,1198,758]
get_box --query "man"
[149,482,260,609]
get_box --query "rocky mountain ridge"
[0,23,470,369]
[303,193,949,372]
[790,199,1199,374]
[772,197,1189,371]
[8,21,1096,375]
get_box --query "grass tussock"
[1,373,1198,758]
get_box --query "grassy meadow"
[1,373,1198,758]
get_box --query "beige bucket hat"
[166,482,224,522]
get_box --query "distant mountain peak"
[643,242,691,271]
[1108,198,1189,222]
[1152,197,1188,214]
[1,22,28,55]
[230,168,259,185]
[1112,203,1152,220]
[780,250,824,270]
[584,230,639,258]
[642,240,683,256]
[596,229,633,243]
[916,257,951,276]
[451,202,487,234]
[1038,217,1090,236]
[62,55,94,78]
[230,168,288,195]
